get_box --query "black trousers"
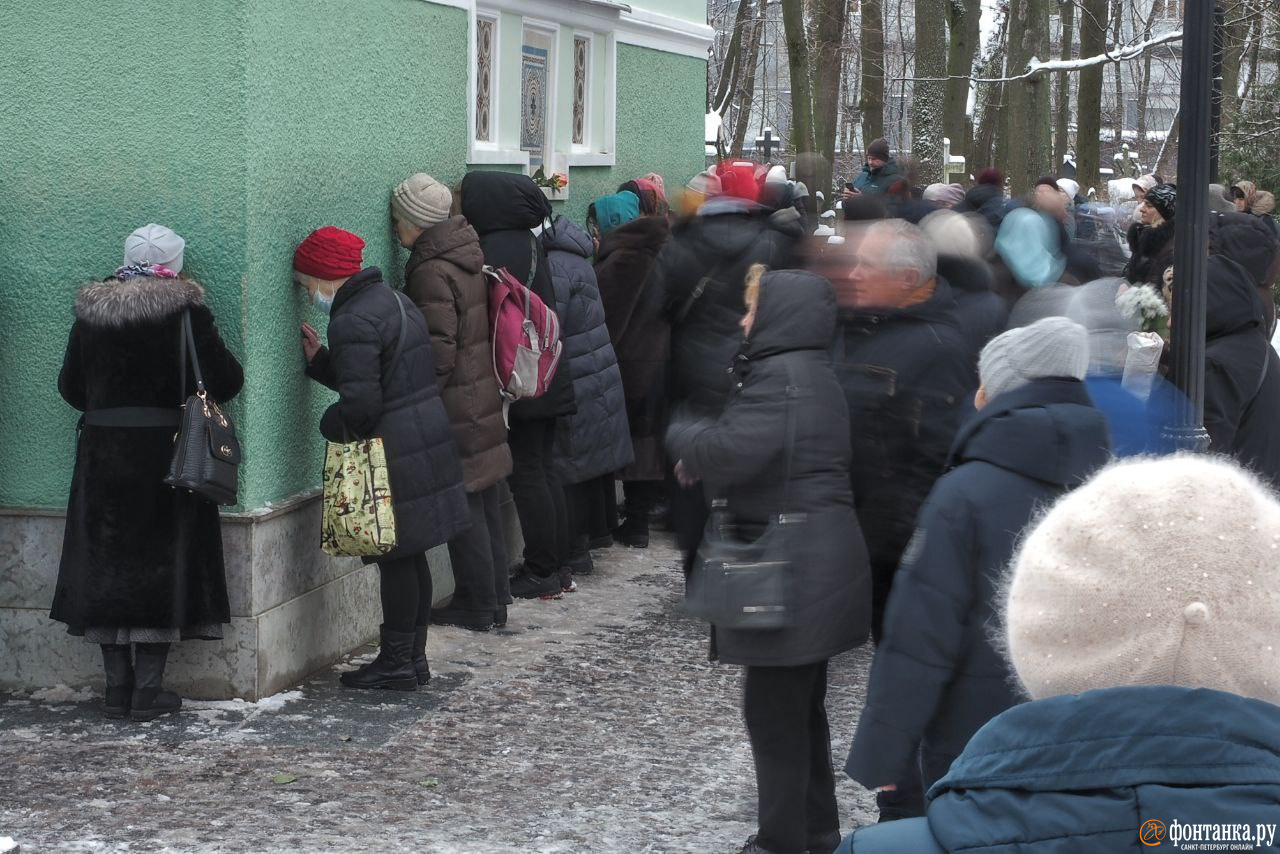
[443,484,510,614]
[377,553,432,633]
[743,660,840,854]
[507,417,568,577]
[670,480,708,576]
[565,474,618,547]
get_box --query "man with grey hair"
[819,217,978,820]
[820,219,976,639]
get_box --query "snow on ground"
[0,535,877,852]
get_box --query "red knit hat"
[293,226,365,279]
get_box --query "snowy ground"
[0,535,877,852]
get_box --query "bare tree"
[943,0,982,157]
[1055,1,1077,170]
[1005,0,1053,193]
[861,0,886,145]
[914,0,948,182]
[1076,0,1108,192]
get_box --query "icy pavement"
[0,535,877,852]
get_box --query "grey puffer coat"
[305,267,471,562]
[542,217,633,484]
[666,270,872,666]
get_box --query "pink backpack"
[485,242,562,402]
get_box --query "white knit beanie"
[391,173,453,229]
[978,316,1090,401]
[124,223,185,273]
[1007,454,1280,704]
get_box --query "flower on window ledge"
[531,167,569,193]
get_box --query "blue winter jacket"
[845,378,1111,791]
[840,686,1280,852]
[541,216,634,483]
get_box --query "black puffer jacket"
[1204,255,1280,488]
[1124,219,1175,285]
[833,279,976,580]
[845,378,1111,789]
[305,268,470,562]
[595,215,672,481]
[658,199,804,418]
[52,276,243,634]
[1210,210,1280,334]
[667,271,871,667]
[459,171,575,422]
[541,216,633,483]
[937,255,1008,367]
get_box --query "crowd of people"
[49,138,1280,851]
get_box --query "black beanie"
[867,138,890,161]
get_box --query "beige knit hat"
[391,173,452,228]
[1006,454,1280,705]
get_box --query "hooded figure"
[460,171,577,599]
[667,269,870,854]
[1202,255,1280,487]
[846,318,1111,822]
[541,216,633,575]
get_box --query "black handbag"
[164,310,241,505]
[685,361,805,631]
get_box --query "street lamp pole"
[1165,0,1214,452]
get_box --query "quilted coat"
[403,215,511,492]
[305,267,470,562]
[541,216,633,483]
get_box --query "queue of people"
[48,146,1280,853]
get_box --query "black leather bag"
[684,361,805,631]
[164,310,241,505]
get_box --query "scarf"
[113,263,180,281]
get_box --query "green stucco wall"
[0,2,706,512]
[0,0,249,509]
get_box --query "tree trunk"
[781,0,816,166]
[1220,1,1255,123]
[1155,106,1180,180]
[809,0,850,198]
[971,7,1009,172]
[860,0,886,145]
[1136,2,1157,156]
[1005,0,1052,194]
[1076,0,1107,193]
[913,0,948,184]
[730,0,767,157]
[943,0,982,159]
[1054,1,1076,172]
[1112,7,1124,143]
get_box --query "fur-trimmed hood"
[74,277,206,327]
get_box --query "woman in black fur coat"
[53,225,244,721]
[1124,183,1176,286]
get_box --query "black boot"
[100,644,133,719]
[339,626,418,691]
[613,512,650,549]
[412,626,431,686]
[130,643,182,722]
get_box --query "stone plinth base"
[0,486,523,700]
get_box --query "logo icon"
[1141,820,1167,846]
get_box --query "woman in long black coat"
[667,267,871,854]
[592,197,672,548]
[54,238,243,722]
[296,227,469,691]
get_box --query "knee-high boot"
[131,642,182,722]
[100,644,133,719]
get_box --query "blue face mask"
[312,290,334,314]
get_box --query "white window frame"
[571,31,594,152]
[468,7,528,166]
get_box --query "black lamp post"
[1164,0,1215,452]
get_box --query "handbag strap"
[178,309,206,402]
[387,290,410,387]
